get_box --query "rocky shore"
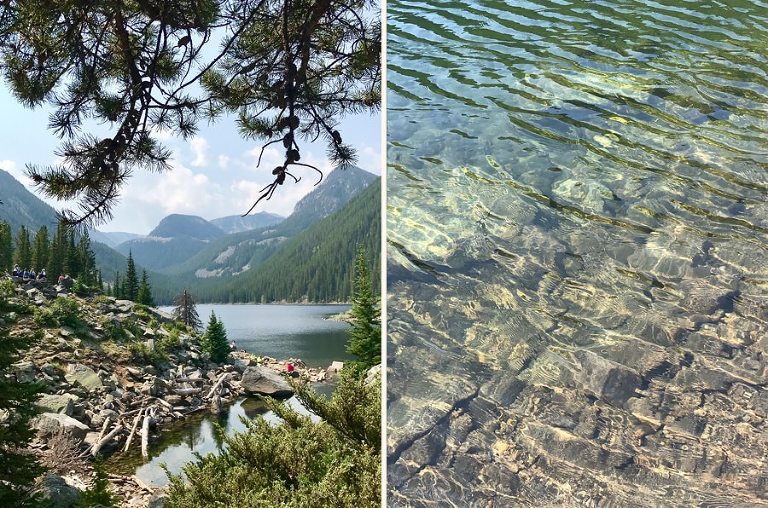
[2,279,343,507]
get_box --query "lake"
[387,0,768,506]
[110,304,350,486]
[161,303,353,368]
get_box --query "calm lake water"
[110,304,349,485]
[387,0,768,506]
[161,303,353,367]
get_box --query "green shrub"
[0,278,15,297]
[166,370,381,507]
[92,295,111,305]
[75,458,120,507]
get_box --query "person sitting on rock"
[29,269,36,280]
[22,269,30,282]
[38,269,46,281]
[58,274,65,285]
[12,265,20,277]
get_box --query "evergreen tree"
[346,247,380,371]
[0,221,12,272]
[0,289,45,506]
[47,222,67,279]
[124,252,139,301]
[30,226,49,273]
[113,272,122,300]
[64,230,79,276]
[202,312,229,363]
[13,226,31,269]
[97,270,104,292]
[173,290,202,331]
[137,270,155,307]
[77,230,97,285]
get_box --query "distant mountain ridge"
[0,169,59,233]
[0,165,379,304]
[156,165,377,280]
[211,212,284,234]
[0,169,149,283]
[149,214,225,240]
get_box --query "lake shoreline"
[4,282,350,507]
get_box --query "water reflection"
[110,395,318,487]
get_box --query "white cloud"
[0,159,26,184]
[232,149,334,217]
[189,136,210,167]
[217,155,230,169]
[358,145,382,174]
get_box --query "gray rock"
[241,365,293,397]
[34,412,90,441]
[11,360,36,382]
[36,394,77,416]
[148,492,169,508]
[365,364,381,386]
[33,473,81,508]
[326,361,345,379]
[64,364,103,392]
[41,363,61,377]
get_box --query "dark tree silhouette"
[0,0,380,226]
[173,289,202,331]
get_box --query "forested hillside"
[153,178,380,303]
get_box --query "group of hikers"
[11,264,47,282]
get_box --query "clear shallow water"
[161,304,353,367]
[387,1,768,506]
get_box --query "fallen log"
[173,387,202,396]
[205,373,229,400]
[95,417,112,444]
[91,424,124,456]
[141,413,151,459]
[123,407,145,453]
[173,377,206,384]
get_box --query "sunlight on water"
[387,1,768,505]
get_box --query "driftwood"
[141,412,152,459]
[123,407,145,453]
[151,396,174,411]
[205,373,229,400]
[96,417,112,444]
[132,475,155,493]
[173,377,206,384]
[91,424,124,456]
[173,387,202,396]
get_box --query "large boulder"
[36,393,78,416]
[33,473,82,508]
[241,365,293,397]
[64,364,103,392]
[34,412,90,441]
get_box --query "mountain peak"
[148,214,225,240]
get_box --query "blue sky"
[0,85,381,234]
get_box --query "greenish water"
[387,1,768,506]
